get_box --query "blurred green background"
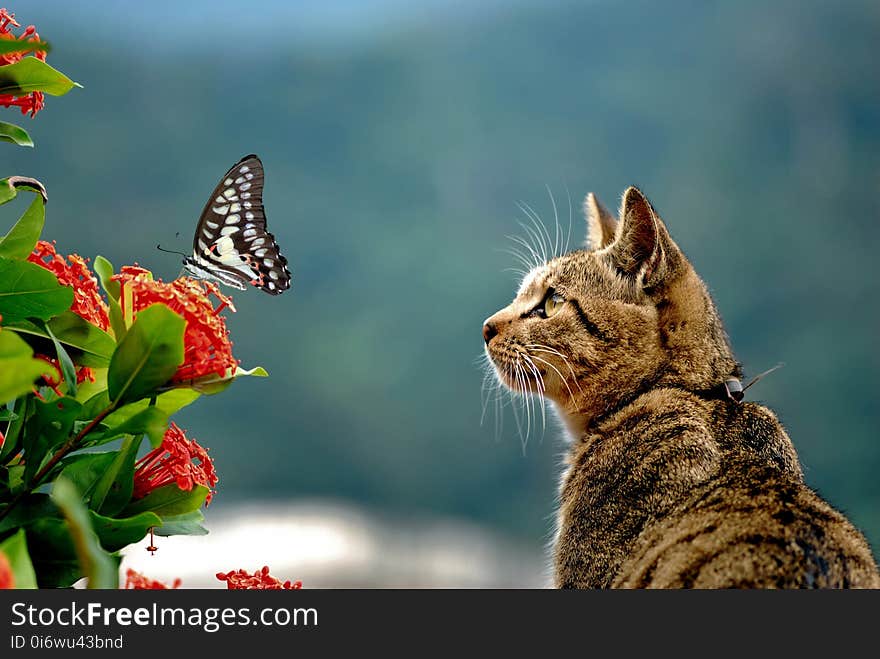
[6,0,879,580]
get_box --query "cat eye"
[543,292,565,318]
[529,290,565,319]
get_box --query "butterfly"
[178,154,291,295]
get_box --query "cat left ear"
[609,186,682,287]
[583,193,617,250]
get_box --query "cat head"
[483,186,739,434]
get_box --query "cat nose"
[483,320,499,344]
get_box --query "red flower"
[33,354,63,396]
[29,241,110,331]
[216,566,302,590]
[124,569,181,590]
[27,241,110,387]
[133,422,218,505]
[0,551,13,589]
[112,267,238,384]
[0,9,47,117]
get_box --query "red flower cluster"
[216,566,302,590]
[124,569,181,590]
[133,422,218,505]
[27,241,110,388]
[0,551,13,589]
[112,267,238,383]
[0,9,46,117]
[29,241,110,331]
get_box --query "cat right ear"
[583,192,617,250]
[608,186,682,287]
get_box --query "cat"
[482,186,880,588]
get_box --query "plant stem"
[0,403,115,523]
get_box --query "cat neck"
[556,377,742,440]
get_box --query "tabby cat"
[482,186,880,588]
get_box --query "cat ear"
[583,193,617,250]
[608,186,682,287]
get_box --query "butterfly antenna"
[156,244,188,258]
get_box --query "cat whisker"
[515,358,532,451]
[492,360,518,444]
[517,201,551,264]
[503,267,529,280]
[529,353,578,404]
[494,385,503,443]
[520,199,553,261]
[497,244,525,263]
[514,203,544,263]
[507,233,543,271]
[521,359,537,450]
[522,353,548,441]
[545,185,562,259]
[477,351,517,445]
[497,243,534,269]
[479,359,499,427]
[498,245,534,276]
[533,348,585,398]
[509,359,528,451]
[525,344,586,397]
[515,217,548,267]
[564,184,573,256]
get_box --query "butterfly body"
[182,154,291,295]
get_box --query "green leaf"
[107,304,184,405]
[122,483,208,518]
[31,559,83,589]
[95,388,197,447]
[78,389,109,419]
[23,397,82,484]
[6,311,115,367]
[0,396,30,463]
[233,365,268,377]
[92,435,142,515]
[23,512,80,588]
[0,40,49,57]
[0,528,37,588]
[0,256,74,321]
[89,510,160,553]
[0,181,13,206]
[0,328,47,401]
[57,452,117,502]
[0,176,47,204]
[153,509,208,537]
[0,493,55,535]
[0,57,80,97]
[93,255,125,343]
[177,365,269,395]
[90,406,167,449]
[92,255,120,300]
[2,463,24,495]
[0,194,44,258]
[114,388,200,421]
[49,478,117,589]
[23,507,123,588]
[0,121,32,148]
[0,499,93,588]
[44,320,77,397]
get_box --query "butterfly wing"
[189,154,291,295]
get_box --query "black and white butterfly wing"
[185,154,291,295]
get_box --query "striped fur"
[483,187,879,588]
